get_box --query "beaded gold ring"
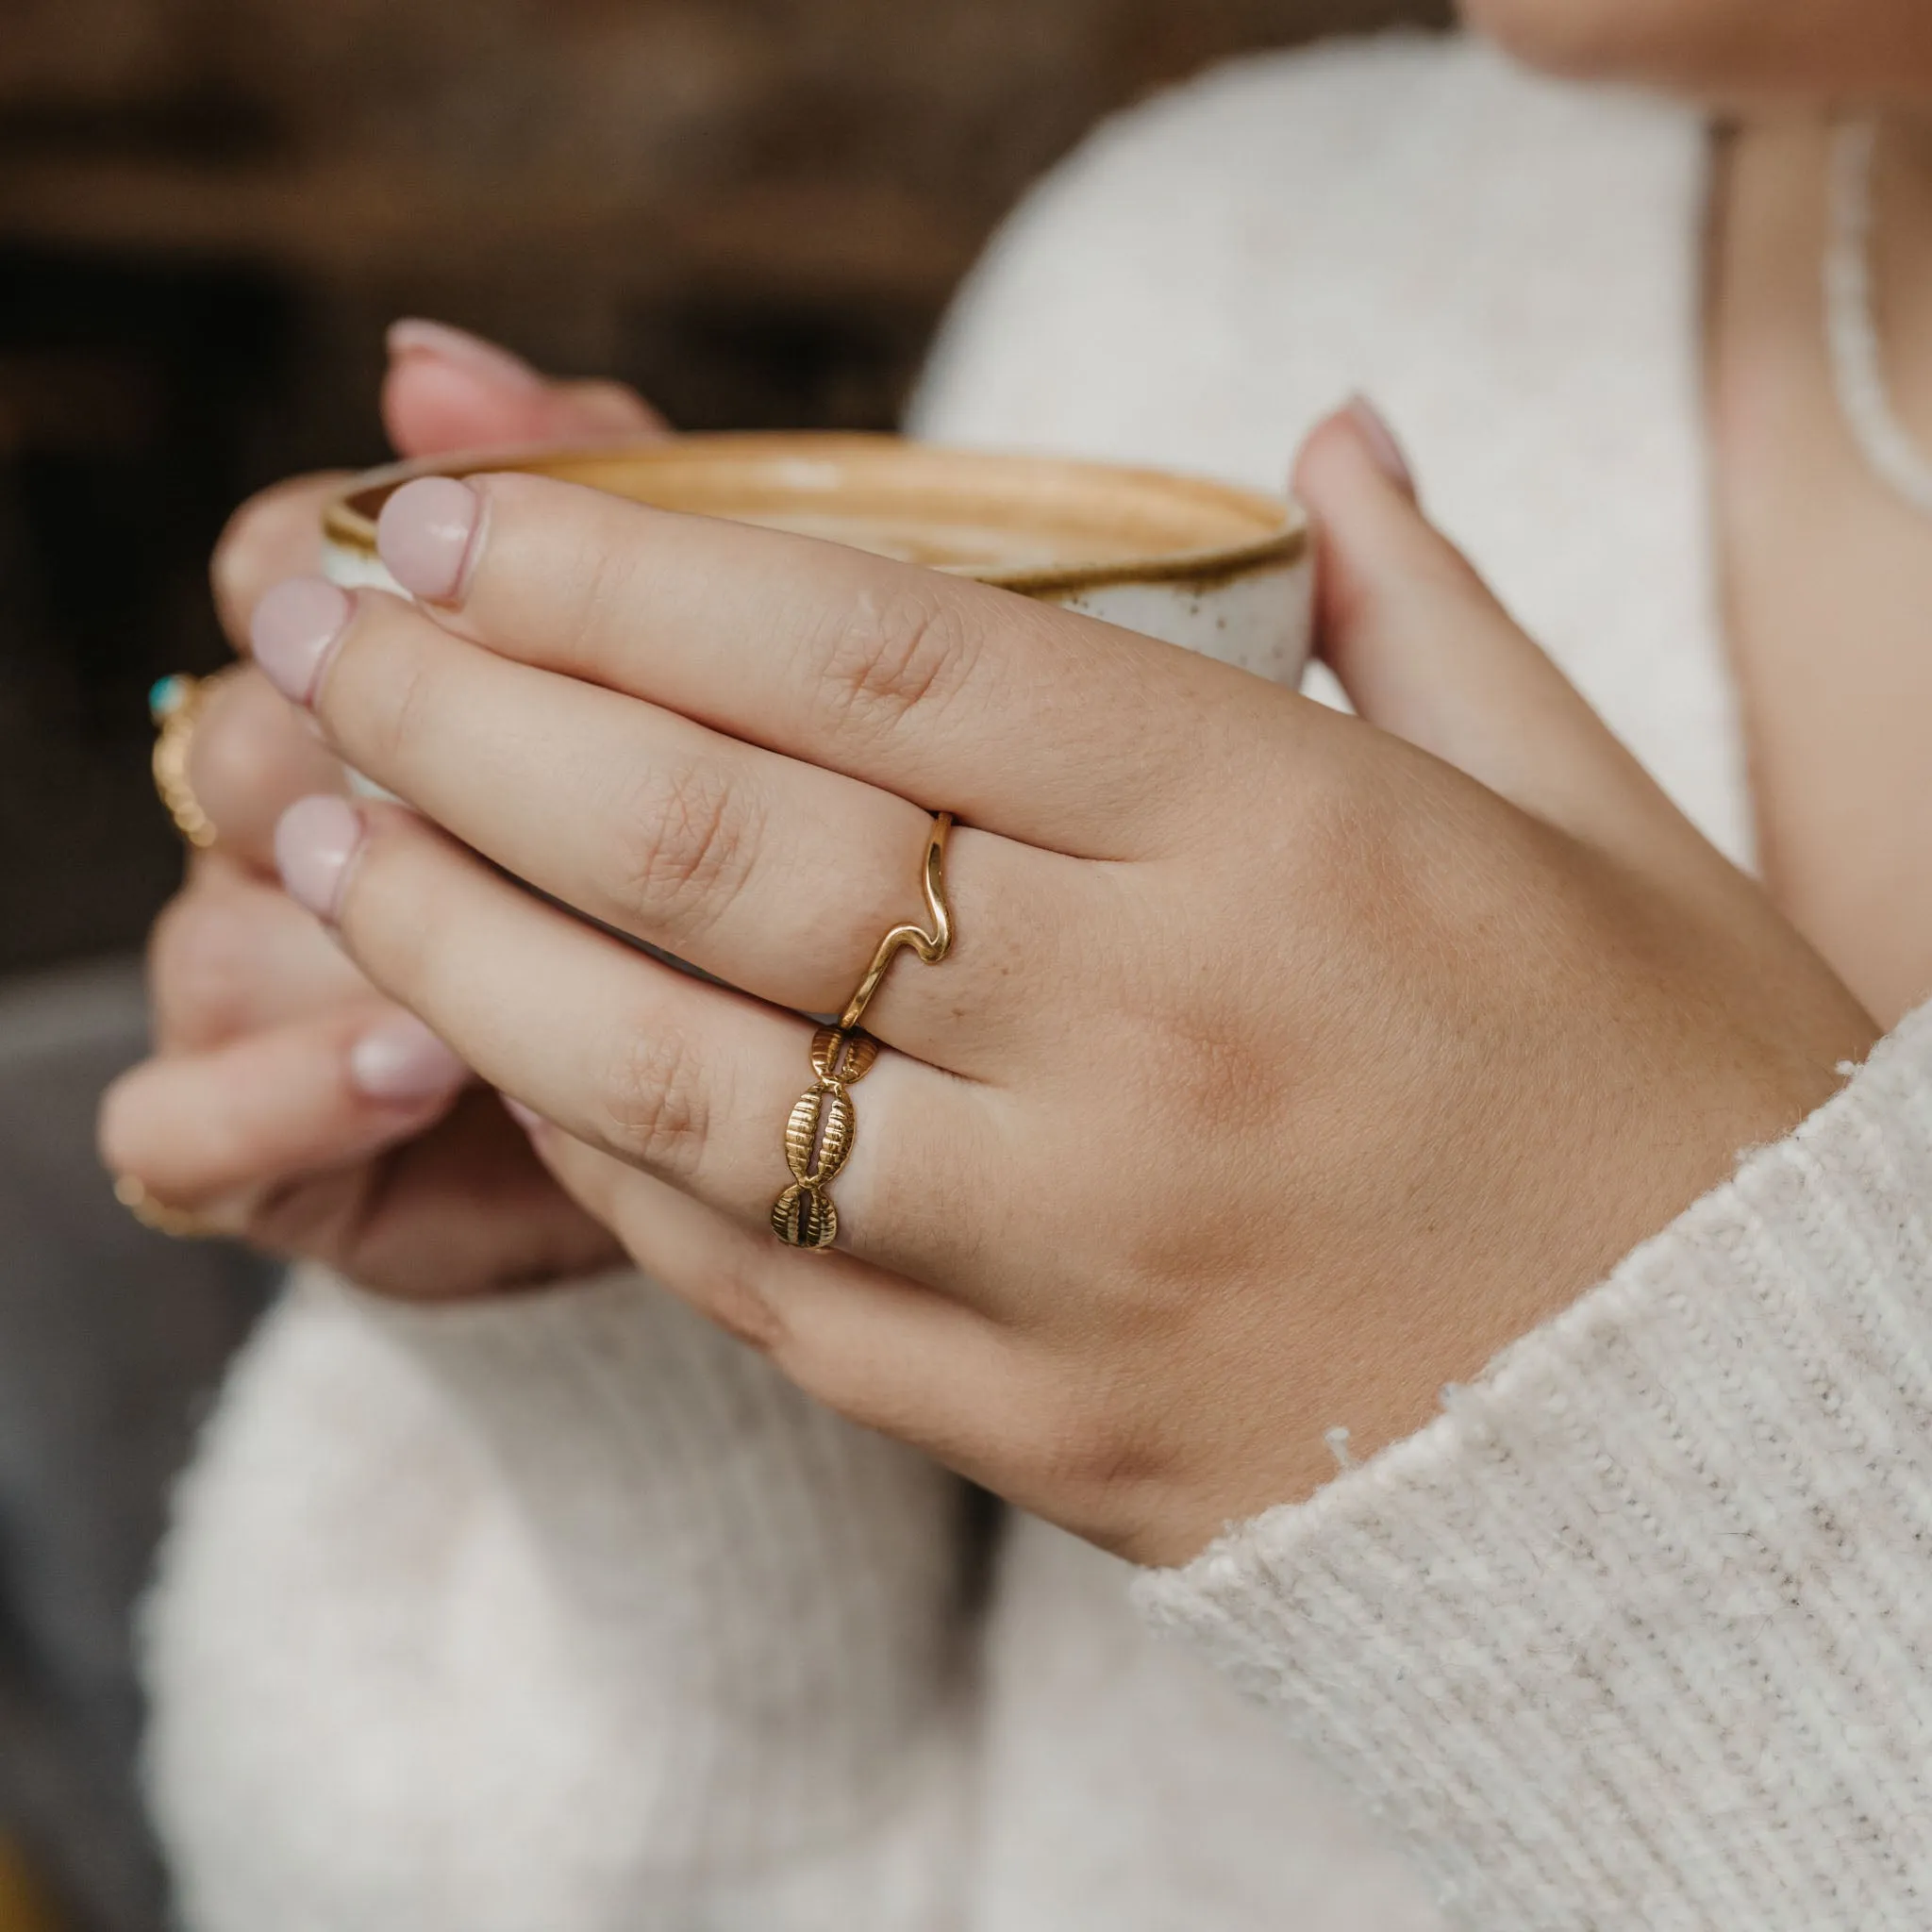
[149,670,231,850]
[114,1174,220,1241]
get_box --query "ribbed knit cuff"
[1135,1003,1932,1931]
[331,1267,972,1863]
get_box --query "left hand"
[248,406,1874,1565]
[99,325,662,1295]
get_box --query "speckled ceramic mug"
[319,431,1309,680]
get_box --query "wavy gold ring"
[772,812,953,1250]
[149,670,231,849]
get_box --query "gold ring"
[772,812,953,1250]
[114,1174,220,1241]
[149,670,231,849]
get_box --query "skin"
[1460,0,1932,102]
[1710,117,1932,1025]
[1464,0,1932,1024]
[152,440,1868,1565]
[101,0,1932,1564]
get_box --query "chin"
[1455,0,1669,82]
[1457,0,1932,102]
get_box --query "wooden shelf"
[0,154,983,307]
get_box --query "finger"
[99,1006,468,1210]
[382,319,665,457]
[149,867,374,1052]
[244,1089,624,1301]
[211,473,351,646]
[528,1117,1028,1473]
[186,666,345,872]
[278,792,1000,1278]
[253,575,1084,1067]
[210,332,662,648]
[1294,399,1708,871]
[366,469,1279,858]
[521,1122,846,1354]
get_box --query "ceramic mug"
[319,432,1310,681]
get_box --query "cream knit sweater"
[144,35,1932,1931]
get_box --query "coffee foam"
[325,433,1299,591]
[708,509,1155,571]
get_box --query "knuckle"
[597,1025,714,1179]
[551,512,648,664]
[608,760,761,939]
[350,617,438,773]
[149,891,255,1045]
[188,689,289,823]
[808,579,979,744]
[1141,1013,1282,1146]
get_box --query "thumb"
[1295,398,1698,869]
[380,319,667,458]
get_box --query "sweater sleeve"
[1134,1001,1932,1931]
[142,1265,975,1932]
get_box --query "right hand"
[99,323,658,1296]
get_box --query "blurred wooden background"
[0,0,1445,980]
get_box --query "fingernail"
[377,475,485,604]
[350,1015,467,1104]
[275,794,364,921]
[387,318,543,392]
[1344,394,1417,497]
[501,1094,545,1134]
[250,576,354,705]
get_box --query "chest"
[1711,120,1932,1027]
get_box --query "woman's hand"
[98,324,660,1296]
[244,405,1875,1560]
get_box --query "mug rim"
[320,431,1305,596]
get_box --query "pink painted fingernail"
[377,475,485,604]
[275,795,364,921]
[386,318,544,392]
[350,1015,467,1104]
[1344,393,1417,498]
[388,318,544,390]
[501,1094,545,1134]
[250,577,353,705]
